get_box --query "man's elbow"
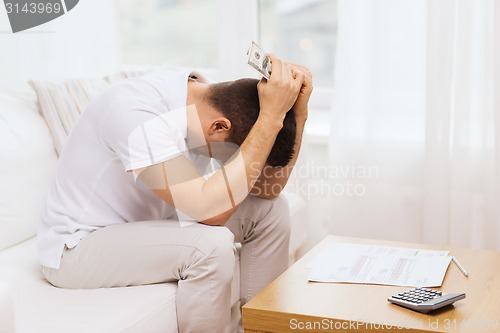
[200,216,228,226]
[199,210,233,226]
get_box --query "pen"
[452,256,469,277]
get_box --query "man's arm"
[134,56,305,226]
[250,63,313,199]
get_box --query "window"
[259,0,338,87]
[114,0,336,114]
[115,0,218,68]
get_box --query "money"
[247,41,272,79]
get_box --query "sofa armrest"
[0,282,16,333]
[286,192,308,263]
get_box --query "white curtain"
[328,0,500,250]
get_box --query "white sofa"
[0,88,308,333]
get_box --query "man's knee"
[202,227,235,279]
[271,194,291,217]
[243,194,292,242]
[267,194,291,236]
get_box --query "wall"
[0,0,119,92]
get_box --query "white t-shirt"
[38,67,212,269]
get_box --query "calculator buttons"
[388,288,466,313]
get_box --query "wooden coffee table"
[242,235,500,332]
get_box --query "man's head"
[203,78,296,167]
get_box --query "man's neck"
[186,79,207,108]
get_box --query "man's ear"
[209,117,232,136]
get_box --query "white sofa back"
[0,91,57,251]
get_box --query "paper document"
[309,242,452,287]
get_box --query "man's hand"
[286,63,313,121]
[249,62,312,200]
[257,55,304,126]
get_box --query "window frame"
[217,0,333,113]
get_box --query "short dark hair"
[206,78,296,167]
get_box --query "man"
[38,55,312,333]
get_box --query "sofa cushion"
[28,79,109,155]
[0,238,178,333]
[0,91,58,251]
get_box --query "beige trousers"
[42,195,291,333]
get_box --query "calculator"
[388,287,465,313]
